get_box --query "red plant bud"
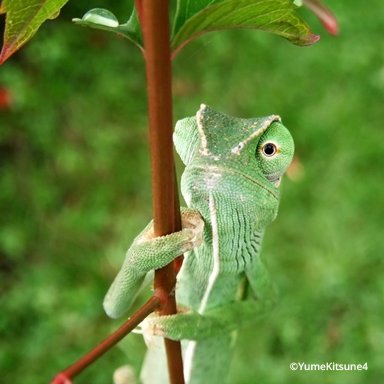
[0,86,11,109]
[303,0,339,36]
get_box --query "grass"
[1,0,383,383]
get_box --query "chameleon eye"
[262,142,277,157]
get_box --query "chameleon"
[103,104,294,384]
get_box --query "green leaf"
[72,8,143,52]
[171,0,319,56]
[0,0,69,64]
[173,0,220,35]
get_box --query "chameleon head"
[174,105,294,228]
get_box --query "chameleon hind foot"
[113,365,136,384]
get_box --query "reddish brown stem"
[136,1,185,383]
[51,296,161,384]
[52,1,184,382]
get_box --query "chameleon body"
[104,105,294,384]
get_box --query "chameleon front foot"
[104,208,204,319]
[135,207,204,258]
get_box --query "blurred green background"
[1,1,383,383]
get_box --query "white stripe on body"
[184,192,221,382]
[196,105,209,156]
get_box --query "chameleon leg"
[145,257,276,340]
[103,208,204,318]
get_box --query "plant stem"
[52,1,184,382]
[51,296,161,384]
[136,1,185,383]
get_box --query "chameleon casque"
[103,104,294,384]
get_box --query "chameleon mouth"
[274,177,281,187]
[265,174,281,188]
[236,170,279,199]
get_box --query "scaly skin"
[104,104,294,384]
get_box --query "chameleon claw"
[140,314,166,348]
[180,209,204,248]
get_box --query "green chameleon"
[103,104,294,384]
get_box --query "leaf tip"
[0,44,13,65]
[308,33,321,44]
[294,33,320,46]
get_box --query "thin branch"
[136,1,185,383]
[51,296,161,384]
[52,1,184,382]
